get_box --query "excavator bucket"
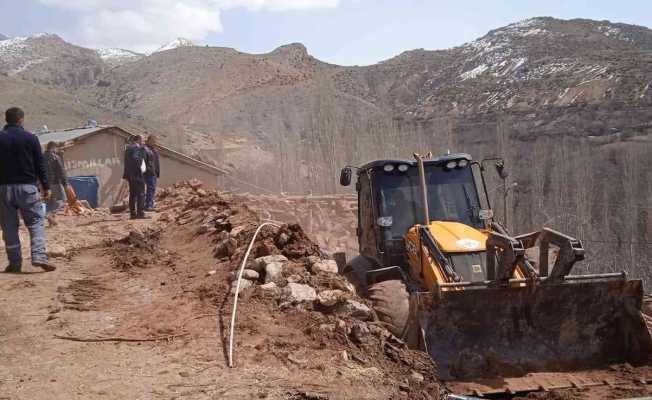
[417,276,652,380]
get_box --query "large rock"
[254,255,288,272]
[280,283,317,304]
[214,237,238,258]
[317,289,346,306]
[47,244,67,258]
[311,259,338,274]
[231,269,260,281]
[230,278,253,294]
[259,282,278,291]
[264,262,284,283]
[241,269,260,280]
[339,300,373,321]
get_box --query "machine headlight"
[397,164,409,172]
[445,160,457,170]
[377,216,393,227]
[457,159,469,168]
[383,164,395,172]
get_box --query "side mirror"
[495,160,509,179]
[340,167,352,186]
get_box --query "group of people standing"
[123,134,160,219]
[0,106,163,273]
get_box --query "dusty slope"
[0,75,186,150]
[0,182,442,399]
[0,75,103,131]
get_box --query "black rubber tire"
[368,279,410,338]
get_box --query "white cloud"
[37,0,341,52]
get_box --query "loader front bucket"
[418,276,652,380]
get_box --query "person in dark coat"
[0,107,56,273]
[123,135,147,219]
[44,141,68,226]
[144,135,160,211]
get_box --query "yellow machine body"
[404,220,524,289]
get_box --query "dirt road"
[0,190,439,400]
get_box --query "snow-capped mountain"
[152,38,196,54]
[96,48,144,67]
[0,33,7,41]
[0,33,103,89]
[373,17,652,117]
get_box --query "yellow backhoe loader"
[339,152,652,396]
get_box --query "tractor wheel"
[368,280,410,339]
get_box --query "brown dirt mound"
[149,180,445,399]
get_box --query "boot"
[32,260,56,272]
[4,265,21,273]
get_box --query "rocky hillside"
[0,33,104,89]
[352,17,652,117]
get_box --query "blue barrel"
[68,176,100,208]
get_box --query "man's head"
[46,141,58,151]
[146,135,157,146]
[5,107,25,126]
[132,135,143,146]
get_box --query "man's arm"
[122,146,130,179]
[57,155,68,186]
[32,136,49,192]
[155,150,160,178]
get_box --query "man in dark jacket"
[123,135,147,219]
[144,135,160,211]
[0,107,56,273]
[44,141,68,226]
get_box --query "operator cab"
[341,153,492,269]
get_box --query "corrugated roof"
[36,126,109,146]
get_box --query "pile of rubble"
[159,182,371,317]
[234,193,357,256]
[153,181,443,399]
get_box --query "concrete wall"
[61,129,127,207]
[59,128,222,207]
[156,148,222,191]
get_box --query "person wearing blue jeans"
[0,107,56,273]
[123,135,147,219]
[144,135,160,211]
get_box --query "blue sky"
[1,0,651,65]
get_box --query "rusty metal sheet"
[419,278,652,381]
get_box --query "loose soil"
[0,183,442,400]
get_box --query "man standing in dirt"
[123,135,147,219]
[44,141,68,226]
[144,135,160,211]
[0,107,56,273]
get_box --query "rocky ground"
[0,181,442,400]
